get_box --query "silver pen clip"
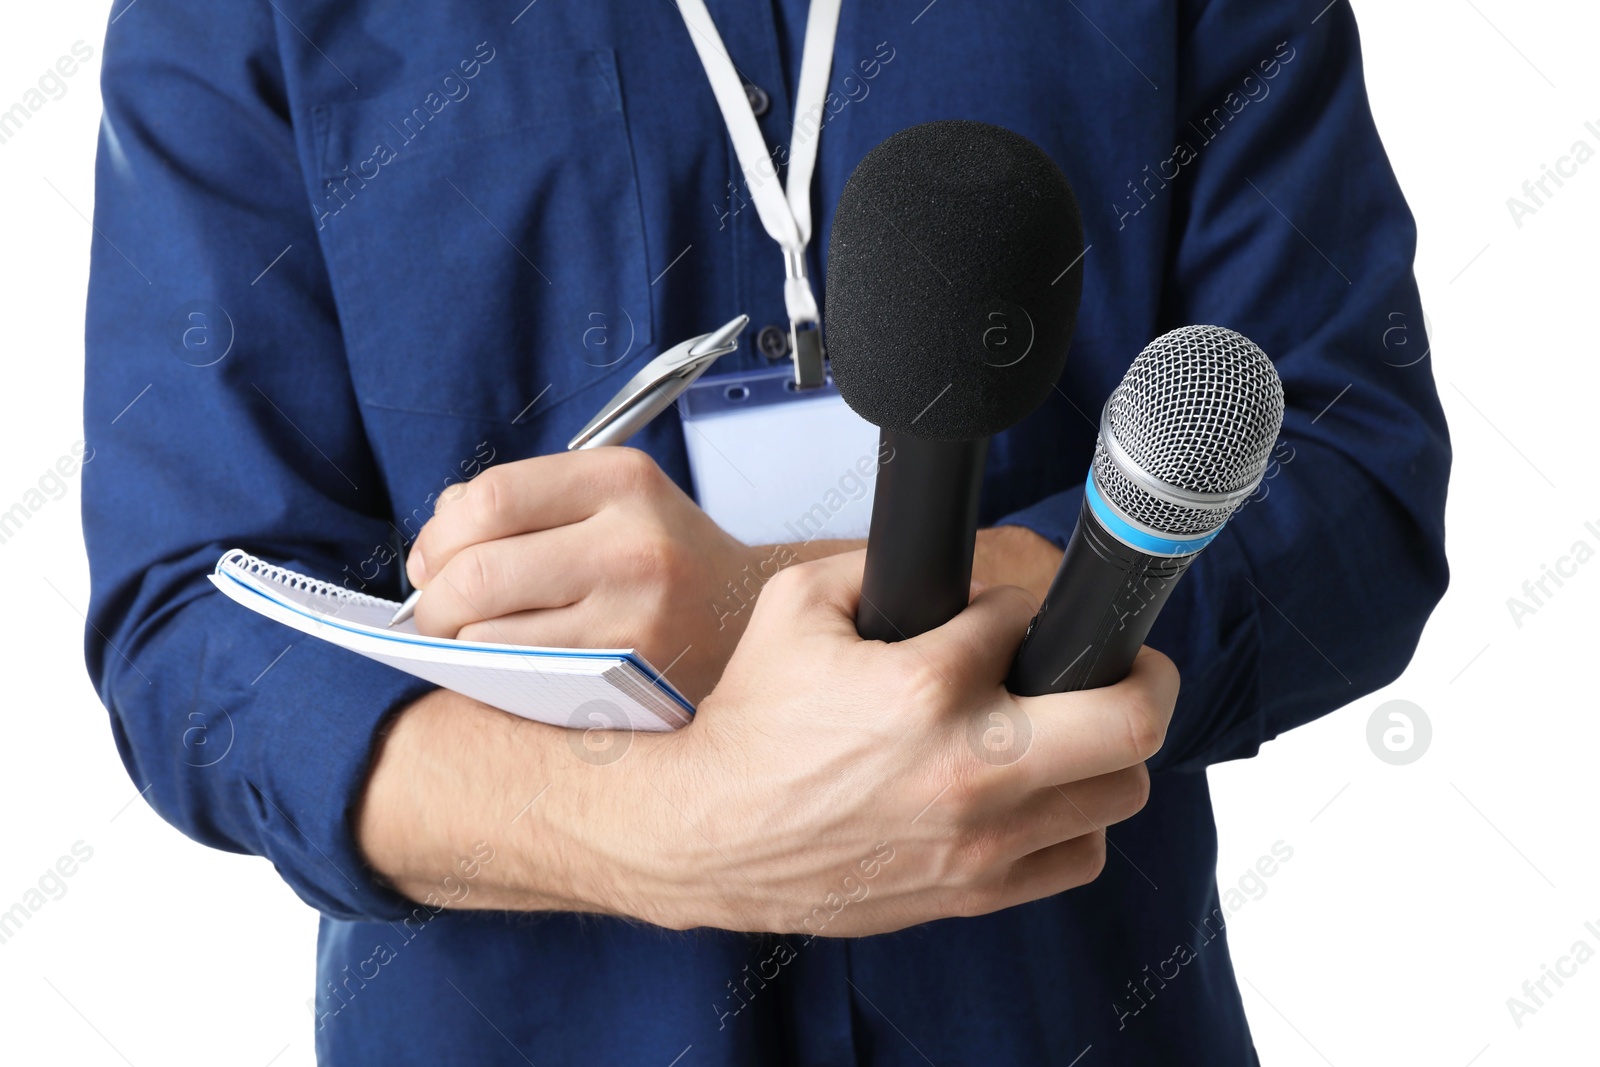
[566,314,749,451]
[391,315,749,628]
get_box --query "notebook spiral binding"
[216,549,396,610]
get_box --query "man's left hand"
[407,448,767,703]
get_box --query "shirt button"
[744,83,771,118]
[757,324,790,360]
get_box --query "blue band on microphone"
[1085,469,1223,557]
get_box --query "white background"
[1,1,1595,1064]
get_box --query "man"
[83,0,1449,1063]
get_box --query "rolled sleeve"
[84,0,427,920]
[999,1,1450,771]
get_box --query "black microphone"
[1007,325,1285,695]
[826,120,1084,641]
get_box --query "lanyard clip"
[784,248,826,390]
[789,321,825,390]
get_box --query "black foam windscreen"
[825,120,1084,441]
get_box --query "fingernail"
[408,546,427,585]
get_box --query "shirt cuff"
[247,635,436,922]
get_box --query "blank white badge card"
[678,367,883,547]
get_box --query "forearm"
[359,526,1064,919]
[360,553,1175,938]
[357,688,691,922]
[771,525,1062,602]
[973,524,1064,601]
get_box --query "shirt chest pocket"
[311,47,654,425]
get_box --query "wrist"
[771,537,866,565]
[358,689,658,917]
[975,524,1064,602]
[510,723,728,929]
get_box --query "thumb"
[750,549,868,641]
[902,583,1040,686]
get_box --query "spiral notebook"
[209,550,692,731]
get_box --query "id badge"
[678,367,884,546]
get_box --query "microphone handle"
[856,430,988,642]
[1007,496,1195,695]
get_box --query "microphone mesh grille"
[1091,325,1285,536]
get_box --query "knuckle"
[764,560,822,607]
[409,524,437,571]
[1151,648,1181,692]
[456,621,493,644]
[435,479,471,512]
[458,468,504,533]
[1131,762,1152,810]
[633,597,675,647]
[951,880,1004,920]
[619,534,671,586]
[608,447,661,493]
[452,544,495,609]
[991,582,1042,621]
[938,766,985,822]
[953,826,1004,878]
[1078,835,1109,883]
[1121,763,1152,818]
[887,649,944,707]
[1121,692,1168,762]
[939,728,1002,810]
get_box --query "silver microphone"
[1008,325,1285,694]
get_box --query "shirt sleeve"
[83,1,432,920]
[997,2,1451,771]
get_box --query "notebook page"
[210,551,690,731]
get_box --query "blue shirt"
[83,1,1449,1063]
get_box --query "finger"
[900,582,1039,678]
[1003,833,1111,904]
[996,765,1150,861]
[410,448,657,585]
[412,526,598,638]
[1006,646,1180,790]
[962,834,1109,918]
[454,604,593,648]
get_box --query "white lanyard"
[674,0,842,388]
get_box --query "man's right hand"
[358,551,1176,937]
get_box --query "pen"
[388,314,748,627]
